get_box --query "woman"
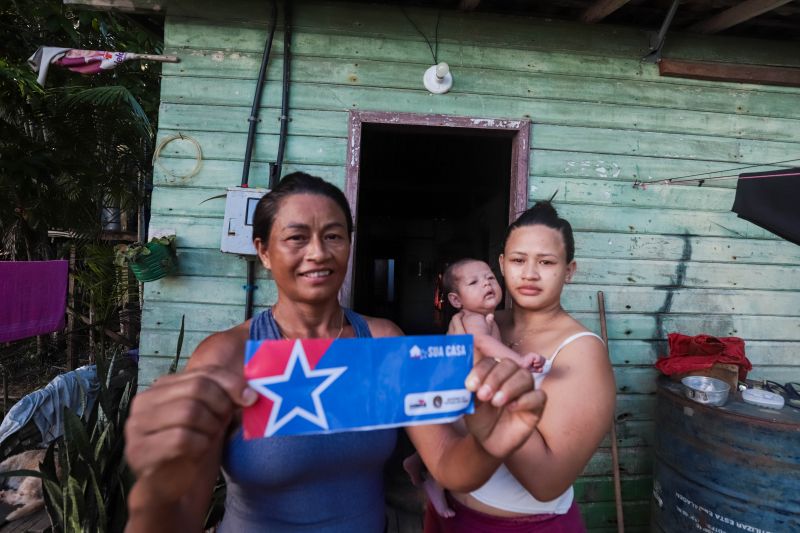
[123,172,546,532]
[426,202,616,532]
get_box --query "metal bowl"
[681,376,730,406]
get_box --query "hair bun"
[530,201,559,218]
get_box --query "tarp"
[732,168,800,246]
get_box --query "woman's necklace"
[507,330,536,349]
[273,307,346,340]
[507,308,565,348]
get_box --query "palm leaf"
[61,85,152,138]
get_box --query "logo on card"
[404,389,471,416]
[408,398,427,410]
[409,345,423,359]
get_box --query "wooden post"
[1,366,7,419]
[598,291,625,533]
[88,295,96,364]
[36,335,44,364]
[67,244,77,370]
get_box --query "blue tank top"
[219,308,398,533]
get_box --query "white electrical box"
[220,186,269,255]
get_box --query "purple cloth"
[0,261,68,342]
[425,496,587,533]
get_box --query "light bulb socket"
[423,63,453,94]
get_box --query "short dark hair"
[252,172,353,243]
[443,258,482,294]
[504,202,575,262]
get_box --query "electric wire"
[401,7,440,64]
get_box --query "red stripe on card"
[244,339,294,378]
[301,338,335,369]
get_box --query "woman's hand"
[464,358,546,458]
[124,366,257,505]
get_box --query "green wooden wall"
[142,1,800,530]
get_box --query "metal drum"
[652,378,800,533]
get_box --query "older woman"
[123,172,546,532]
[426,202,616,532]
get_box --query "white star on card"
[249,339,347,437]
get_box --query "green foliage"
[0,354,136,532]
[113,234,175,267]
[0,320,187,531]
[73,242,131,327]
[39,351,137,532]
[0,0,162,260]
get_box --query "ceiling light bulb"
[435,62,449,80]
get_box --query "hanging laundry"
[27,46,178,86]
[0,260,68,343]
[0,365,99,449]
[655,333,752,382]
[731,168,800,246]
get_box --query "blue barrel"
[652,378,800,533]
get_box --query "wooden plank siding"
[142,1,800,529]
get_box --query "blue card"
[242,335,474,439]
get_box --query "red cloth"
[0,261,68,342]
[424,494,586,533]
[655,333,752,381]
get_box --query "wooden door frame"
[341,110,531,307]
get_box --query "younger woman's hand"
[463,358,546,458]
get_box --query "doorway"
[344,112,530,335]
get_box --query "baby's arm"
[460,312,546,371]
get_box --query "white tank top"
[469,331,604,515]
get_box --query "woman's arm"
[407,357,546,492]
[125,326,253,532]
[367,317,546,493]
[500,336,614,501]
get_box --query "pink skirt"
[423,493,586,533]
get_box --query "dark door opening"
[353,125,513,334]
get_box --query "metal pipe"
[243,2,278,320]
[643,0,680,63]
[245,260,257,320]
[242,0,278,187]
[271,0,292,187]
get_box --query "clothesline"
[632,157,800,189]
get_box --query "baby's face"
[452,261,502,314]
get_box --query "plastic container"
[129,241,176,282]
[742,388,785,410]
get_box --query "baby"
[404,258,545,517]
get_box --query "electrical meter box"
[220,186,269,255]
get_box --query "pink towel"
[0,261,68,342]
